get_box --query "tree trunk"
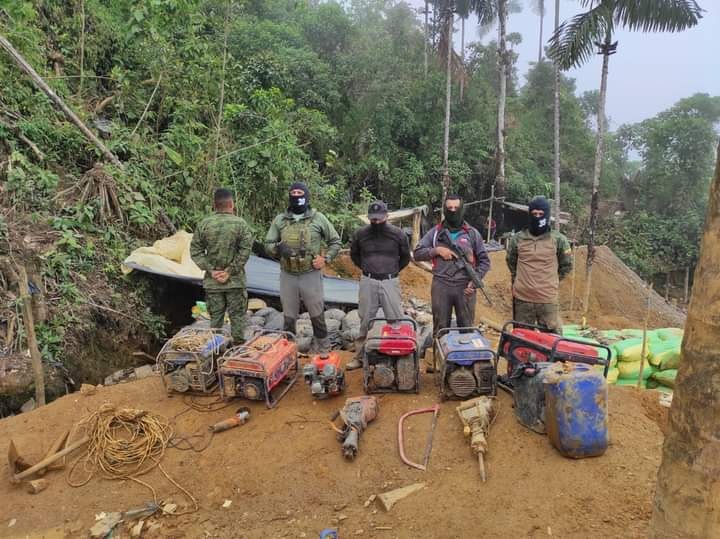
[211,0,231,182]
[552,0,561,232]
[581,31,611,317]
[494,0,508,199]
[665,272,671,301]
[650,143,720,537]
[424,0,429,78]
[441,8,453,205]
[684,265,690,304]
[459,17,465,103]
[0,33,122,168]
[78,0,85,96]
[537,0,544,64]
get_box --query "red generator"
[303,351,345,399]
[363,318,419,394]
[218,330,299,408]
[497,320,611,392]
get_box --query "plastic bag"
[617,360,656,380]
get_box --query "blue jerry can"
[543,363,609,458]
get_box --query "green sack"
[649,340,679,367]
[657,348,682,371]
[600,330,623,340]
[652,369,678,389]
[620,329,644,339]
[618,360,656,380]
[614,338,644,362]
[655,328,684,341]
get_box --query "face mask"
[289,195,307,215]
[444,209,464,229]
[529,214,549,236]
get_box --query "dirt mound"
[0,362,663,538]
[398,246,685,331]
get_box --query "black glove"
[276,242,293,258]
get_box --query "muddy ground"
[0,246,679,538]
[0,359,668,539]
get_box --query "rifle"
[438,229,493,306]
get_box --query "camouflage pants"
[513,299,562,334]
[205,288,247,344]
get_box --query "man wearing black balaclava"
[414,195,490,370]
[347,200,411,370]
[265,182,341,357]
[506,195,573,333]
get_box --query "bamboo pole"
[17,265,46,407]
[487,184,494,243]
[0,33,122,168]
[637,283,653,390]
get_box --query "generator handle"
[500,320,553,335]
[549,338,612,378]
[367,317,417,332]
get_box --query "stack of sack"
[562,325,683,393]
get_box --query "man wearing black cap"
[506,196,573,333]
[347,200,411,370]
[414,195,490,353]
[265,182,342,356]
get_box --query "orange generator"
[218,331,299,408]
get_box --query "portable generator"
[218,330,298,408]
[157,326,231,395]
[303,351,345,399]
[362,318,419,394]
[433,327,498,400]
[496,321,611,394]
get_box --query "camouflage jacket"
[264,208,341,273]
[190,212,253,290]
[506,229,573,304]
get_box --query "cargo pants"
[431,279,477,336]
[358,276,404,339]
[513,299,562,334]
[205,288,248,344]
[280,269,330,354]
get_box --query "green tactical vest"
[279,218,315,273]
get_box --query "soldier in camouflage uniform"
[506,196,573,333]
[265,182,341,357]
[190,188,253,344]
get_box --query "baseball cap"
[367,200,388,220]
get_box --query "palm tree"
[552,0,560,232]
[651,143,720,538]
[533,0,545,63]
[548,0,703,318]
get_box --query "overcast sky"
[407,1,720,129]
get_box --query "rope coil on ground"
[67,403,198,513]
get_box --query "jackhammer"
[330,396,379,460]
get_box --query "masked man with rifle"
[265,182,342,357]
[414,195,490,359]
[506,196,572,333]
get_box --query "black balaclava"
[528,196,551,236]
[288,182,309,215]
[443,195,465,231]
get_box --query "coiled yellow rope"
[68,403,198,513]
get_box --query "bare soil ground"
[0,246,679,538]
[0,363,669,539]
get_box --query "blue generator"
[433,327,498,400]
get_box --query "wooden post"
[569,238,577,313]
[684,266,690,304]
[17,265,46,406]
[637,283,653,391]
[665,272,670,301]
[0,33,122,168]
